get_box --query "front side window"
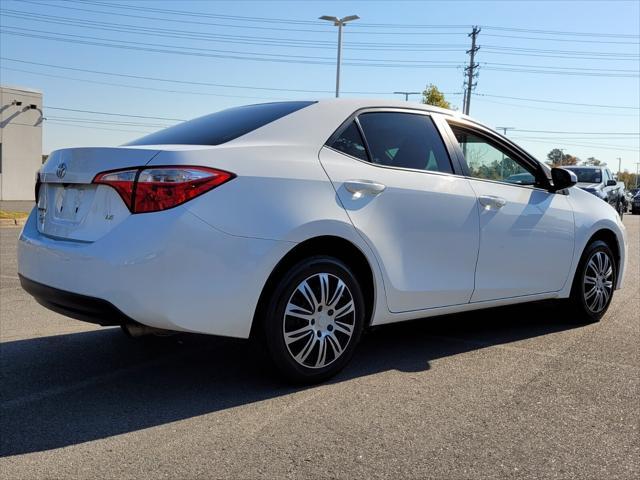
[357,112,453,173]
[450,126,535,185]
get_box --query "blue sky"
[1,0,638,172]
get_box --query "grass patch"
[0,210,29,220]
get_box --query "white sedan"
[19,99,627,383]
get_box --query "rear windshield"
[126,101,315,146]
[564,167,602,183]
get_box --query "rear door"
[445,122,575,302]
[320,109,480,313]
[37,147,159,241]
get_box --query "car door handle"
[478,195,507,209]
[344,180,386,196]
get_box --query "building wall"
[0,86,43,201]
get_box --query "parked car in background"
[623,190,634,212]
[632,191,640,215]
[17,99,628,383]
[563,166,627,217]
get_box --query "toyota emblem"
[56,163,67,179]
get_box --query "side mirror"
[606,179,617,187]
[550,167,577,192]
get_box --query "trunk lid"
[37,147,160,241]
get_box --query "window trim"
[324,107,466,177]
[445,120,552,191]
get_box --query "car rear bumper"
[18,207,293,338]
[19,274,133,326]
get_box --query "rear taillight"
[35,171,42,203]
[93,166,234,213]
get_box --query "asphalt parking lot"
[0,216,638,479]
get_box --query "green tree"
[422,84,451,109]
[582,156,606,166]
[618,170,638,190]
[546,149,578,167]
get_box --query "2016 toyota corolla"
[18,100,628,383]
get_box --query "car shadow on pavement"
[0,301,579,457]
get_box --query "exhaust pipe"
[121,323,174,338]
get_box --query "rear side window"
[328,121,368,161]
[126,101,315,146]
[357,112,453,173]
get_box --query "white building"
[0,85,43,200]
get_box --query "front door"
[447,123,575,302]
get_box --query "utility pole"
[616,157,622,177]
[557,148,565,166]
[319,15,360,98]
[496,126,514,137]
[394,91,421,101]
[463,26,480,115]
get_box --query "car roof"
[236,98,485,146]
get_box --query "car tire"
[262,256,365,384]
[564,240,617,324]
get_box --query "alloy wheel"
[283,273,356,369]
[583,251,614,313]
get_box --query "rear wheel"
[564,240,616,323]
[263,256,365,384]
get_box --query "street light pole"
[394,91,421,101]
[319,15,359,98]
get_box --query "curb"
[0,218,27,227]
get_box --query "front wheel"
[564,240,616,323]
[263,256,365,384]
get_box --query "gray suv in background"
[563,166,626,217]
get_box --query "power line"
[1,67,287,100]
[46,116,173,128]
[13,0,465,35]
[6,8,637,60]
[51,0,640,39]
[0,58,393,94]
[44,106,186,121]
[484,62,637,74]
[5,58,635,109]
[481,33,639,45]
[471,97,639,118]
[511,137,640,153]
[0,28,466,68]
[482,45,638,59]
[45,121,152,134]
[473,93,639,110]
[481,66,638,78]
[0,9,470,52]
[511,129,639,135]
[480,25,639,39]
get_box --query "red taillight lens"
[93,169,138,210]
[93,166,234,214]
